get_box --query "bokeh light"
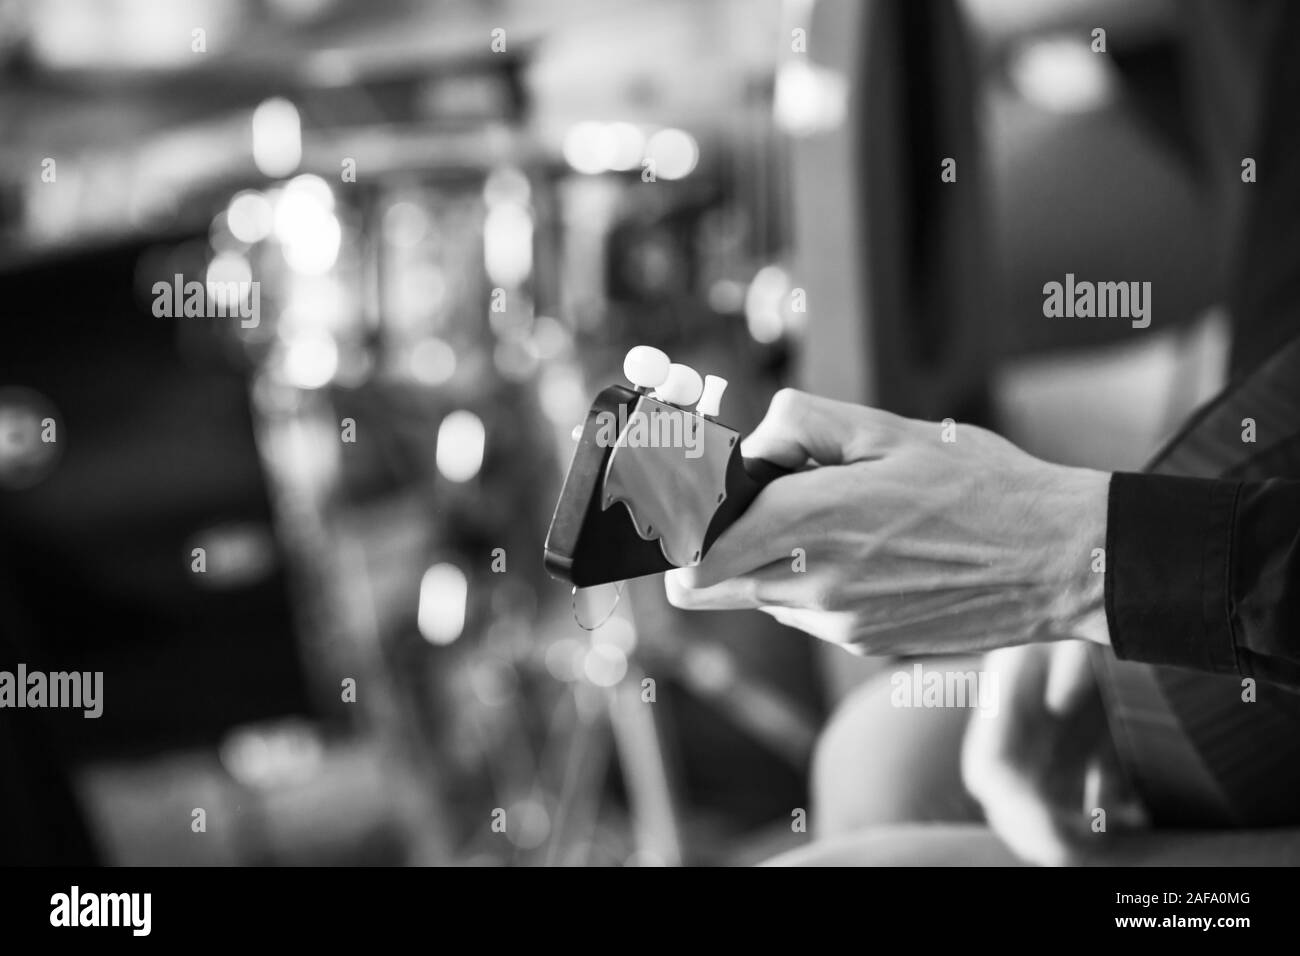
[436,410,486,482]
[418,563,468,646]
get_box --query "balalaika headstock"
[544,347,789,587]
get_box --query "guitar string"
[571,581,625,631]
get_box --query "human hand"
[961,641,1146,866]
[665,389,1111,656]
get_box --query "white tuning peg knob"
[623,346,671,391]
[696,375,728,418]
[653,363,704,407]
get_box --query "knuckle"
[769,387,808,419]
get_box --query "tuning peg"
[623,346,671,391]
[653,363,704,407]
[696,375,728,418]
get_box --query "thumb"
[739,389,903,468]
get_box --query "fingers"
[984,645,1052,727]
[978,768,1079,867]
[961,697,1071,868]
[962,644,1098,866]
[665,559,829,611]
[739,388,905,469]
[962,659,1077,867]
[666,551,860,648]
[962,648,1037,778]
[665,561,861,648]
[669,389,904,592]
[1044,640,1097,717]
[672,468,826,588]
[665,565,764,610]
[759,606,858,647]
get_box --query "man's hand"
[665,389,1111,655]
[961,641,1146,866]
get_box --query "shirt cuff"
[1104,472,1242,675]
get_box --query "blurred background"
[0,0,1235,865]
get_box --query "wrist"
[1044,466,1112,645]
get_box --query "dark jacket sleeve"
[1106,472,1300,690]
